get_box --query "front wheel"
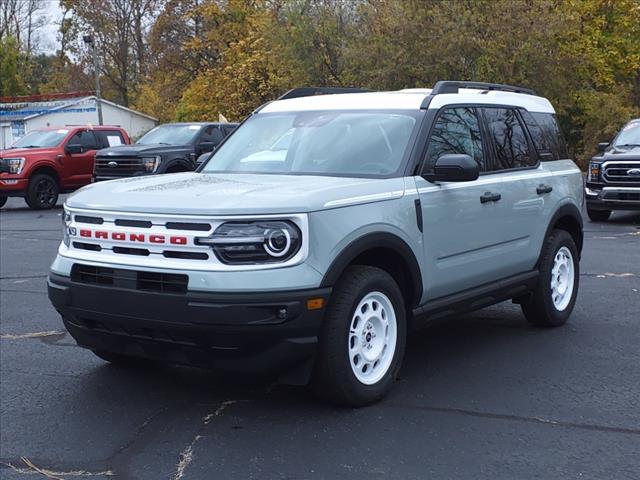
[587,208,611,222]
[522,229,579,327]
[312,266,406,407]
[25,174,59,210]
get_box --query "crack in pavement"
[1,457,114,478]
[0,275,48,280]
[172,400,242,480]
[390,403,640,435]
[0,331,65,340]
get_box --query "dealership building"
[0,93,157,149]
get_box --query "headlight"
[62,208,74,247]
[197,221,302,264]
[2,157,25,174]
[142,156,161,173]
[588,162,601,181]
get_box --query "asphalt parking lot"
[1,196,639,480]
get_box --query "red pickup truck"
[0,126,130,210]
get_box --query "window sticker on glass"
[57,129,69,134]
[106,135,122,147]
[189,125,201,130]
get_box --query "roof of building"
[0,96,157,123]
[260,87,555,114]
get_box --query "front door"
[63,130,98,186]
[416,106,524,301]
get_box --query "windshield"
[137,124,202,145]
[613,120,640,148]
[201,111,420,177]
[11,129,69,148]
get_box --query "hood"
[66,172,406,215]
[596,145,640,161]
[96,143,192,157]
[0,147,58,158]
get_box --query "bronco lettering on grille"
[78,229,188,245]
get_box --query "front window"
[201,111,420,177]
[11,129,69,148]
[613,120,640,148]
[137,124,202,145]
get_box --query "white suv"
[48,82,584,406]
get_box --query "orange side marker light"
[306,298,325,310]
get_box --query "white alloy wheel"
[348,291,397,385]
[550,246,575,311]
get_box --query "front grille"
[94,157,144,176]
[71,264,188,294]
[602,162,640,183]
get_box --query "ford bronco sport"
[93,122,237,181]
[48,82,584,406]
[586,118,640,221]
[0,126,130,209]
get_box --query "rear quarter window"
[521,111,568,161]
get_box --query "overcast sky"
[40,0,63,54]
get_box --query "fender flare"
[161,157,193,173]
[320,232,423,305]
[27,161,62,182]
[542,203,584,256]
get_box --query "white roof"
[260,88,555,114]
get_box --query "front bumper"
[0,177,29,195]
[48,272,331,375]
[585,185,640,211]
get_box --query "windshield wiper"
[16,145,41,148]
[615,143,640,148]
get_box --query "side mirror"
[66,144,84,155]
[423,154,479,183]
[198,141,216,154]
[597,142,609,153]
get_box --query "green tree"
[0,36,26,96]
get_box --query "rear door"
[479,107,553,274]
[63,130,99,186]
[415,106,515,300]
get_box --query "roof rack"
[431,81,536,96]
[279,87,372,100]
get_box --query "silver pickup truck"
[48,82,584,406]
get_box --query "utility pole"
[83,34,103,125]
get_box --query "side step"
[412,270,539,326]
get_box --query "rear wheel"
[25,174,59,210]
[522,230,579,327]
[312,266,406,407]
[0,196,7,208]
[587,208,611,222]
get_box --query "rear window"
[94,130,125,149]
[521,111,568,160]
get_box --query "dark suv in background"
[586,118,640,221]
[93,122,237,181]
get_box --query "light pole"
[83,34,103,126]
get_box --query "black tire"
[522,229,579,327]
[25,174,59,210]
[312,265,407,407]
[587,208,611,222]
[92,349,153,367]
[0,196,7,208]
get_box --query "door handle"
[536,184,553,195]
[480,191,502,204]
